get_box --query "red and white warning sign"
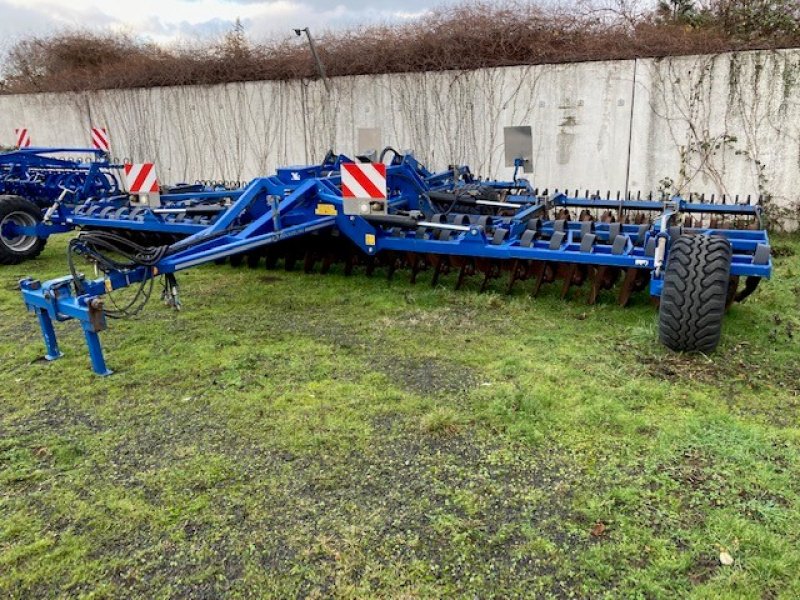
[91,127,110,152]
[15,128,31,148]
[124,163,159,194]
[341,162,387,199]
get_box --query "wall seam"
[623,58,638,200]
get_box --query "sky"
[0,0,457,46]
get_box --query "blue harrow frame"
[18,152,772,375]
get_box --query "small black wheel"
[658,234,732,353]
[0,195,47,265]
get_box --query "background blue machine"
[0,147,124,205]
[0,147,260,264]
[16,150,772,375]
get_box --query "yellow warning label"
[315,203,338,216]
[104,279,113,293]
[365,234,376,246]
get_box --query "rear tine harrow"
[17,149,772,375]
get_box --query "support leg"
[735,276,761,303]
[82,324,113,376]
[505,261,521,294]
[531,262,547,297]
[455,263,469,290]
[386,254,398,281]
[303,251,316,273]
[618,268,638,307]
[726,276,740,309]
[320,253,334,274]
[431,258,444,287]
[560,264,577,299]
[408,254,422,284]
[36,309,63,361]
[588,266,607,305]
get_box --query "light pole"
[294,27,330,93]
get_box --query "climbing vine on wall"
[646,51,800,230]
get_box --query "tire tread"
[658,234,732,353]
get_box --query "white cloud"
[0,0,446,48]
[6,0,274,26]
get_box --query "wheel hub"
[0,211,38,252]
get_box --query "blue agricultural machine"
[0,147,120,263]
[8,147,772,375]
[0,147,245,265]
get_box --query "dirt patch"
[8,407,591,597]
[629,338,799,394]
[650,445,795,530]
[278,313,488,396]
[628,337,800,429]
[241,418,588,597]
[369,355,483,395]
[638,351,734,385]
[260,275,284,284]
[771,245,796,259]
[7,397,103,435]
[687,555,719,585]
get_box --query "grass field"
[1,234,799,599]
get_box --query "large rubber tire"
[0,195,47,265]
[658,234,732,353]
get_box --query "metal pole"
[623,58,638,206]
[295,27,330,93]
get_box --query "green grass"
[1,234,799,599]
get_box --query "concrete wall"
[1,49,798,229]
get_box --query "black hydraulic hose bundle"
[68,230,170,271]
[67,231,170,319]
[67,225,242,319]
[428,184,501,215]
